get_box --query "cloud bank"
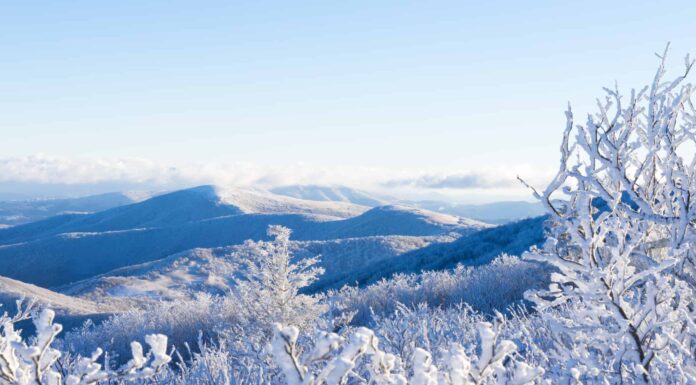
[0,154,552,202]
[383,173,513,189]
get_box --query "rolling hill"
[269,184,545,224]
[313,215,548,291]
[59,233,455,306]
[409,200,545,224]
[0,186,487,287]
[57,216,546,305]
[0,192,142,227]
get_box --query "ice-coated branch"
[0,306,171,385]
[270,318,543,385]
[522,45,696,383]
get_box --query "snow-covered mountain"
[0,185,367,246]
[0,186,487,288]
[0,192,143,227]
[271,185,388,207]
[269,184,544,223]
[408,200,545,224]
[57,215,544,306]
[0,185,543,337]
[215,186,368,219]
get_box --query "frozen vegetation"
[0,49,694,384]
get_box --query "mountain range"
[0,185,487,287]
[270,185,543,223]
[0,183,547,327]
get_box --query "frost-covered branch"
[0,304,171,385]
[270,316,543,385]
[522,46,696,383]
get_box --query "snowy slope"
[296,234,460,291]
[215,186,368,219]
[270,185,388,207]
[59,234,456,305]
[316,215,548,290]
[0,275,119,331]
[324,205,487,237]
[0,188,487,287]
[59,248,238,307]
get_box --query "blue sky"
[1,1,695,201]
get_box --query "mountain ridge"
[0,186,487,287]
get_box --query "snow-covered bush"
[333,254,549,325]
[0,300,171,385]
[63,293,225,363]
[269,313,543,385]
[521,45,696,383]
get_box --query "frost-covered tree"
[219,225,328,383]
[232,225,327,334]
[521,45,696,383]
[0,300,171,385]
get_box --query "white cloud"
[383,172,513,189]
[0,154,554,202]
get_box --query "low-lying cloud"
[0,154,550,201]
[383,173,514,189]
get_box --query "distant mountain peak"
[363,204,490,228]
[270,184,388,207]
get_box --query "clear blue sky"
[0,1,695,198]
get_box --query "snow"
[0,275,121,333]
[0,276,116,315]
[0,47,690,385]
[59,248,237,306]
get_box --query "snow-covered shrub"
[63,293,225,363]
[269,314,543,385]
[368,303,484,368]
[164,339,243,385]
[332,254,549,325]
[0,300,171,385]
[521,46,696,383]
